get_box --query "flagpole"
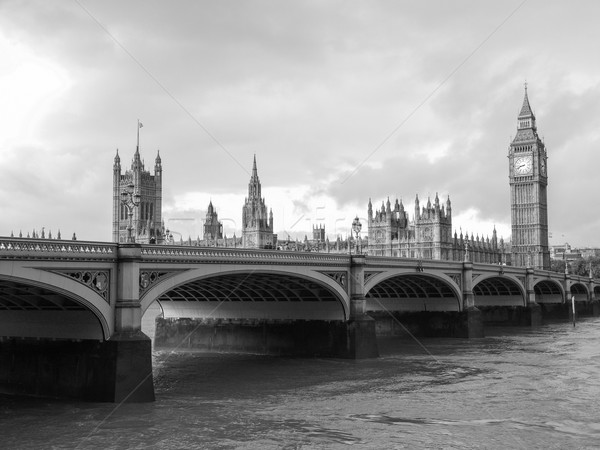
[137,119,140,150]
[572,295,576,327]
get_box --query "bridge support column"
[591,300,600,317]
[104,244,154,402]
[526,268,542,326]
[462,262,483,338]
[345,255,378,359]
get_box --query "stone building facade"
[509,87,550,269]
[367,194,508,263]
[112,146,164,244]
[241,156,275,249]
[203,201,223,241]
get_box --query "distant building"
[313,224,326,242]
[112,146,164,244]
[192,201,242,248]
[367,194,507,263]
[242,156,276,249]
[550,243,600,261]
[203,201,223,241]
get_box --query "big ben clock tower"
[508,85,550,269]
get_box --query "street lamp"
[121,182,141,243]
[352,216,362,255]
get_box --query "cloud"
[1,1,600,248]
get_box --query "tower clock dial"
[514,156,533,175]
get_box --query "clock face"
[514,156,533,175]
[540,158,547,176]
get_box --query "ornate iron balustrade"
[140,244,350,265]
[0,237,117,260]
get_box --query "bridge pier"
[0,333,153,402]
[525,268,542,326]
[107,244,155,402]
[592,300,600,317]
[346,255,378,358]
[463,261,484,338]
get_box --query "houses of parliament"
[112,87,550,269]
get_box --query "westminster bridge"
[1,237,599,402]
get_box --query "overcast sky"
[1,1,599,246]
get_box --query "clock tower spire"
[508,85,550,269]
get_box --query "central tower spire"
[242,156,274,248]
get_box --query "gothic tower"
[242,155,274,248]
[508,86,550,269]
[203,201,223,241]
[112,144,163,244]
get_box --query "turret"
[113,149,121,171]
[155,150,162,174]
[132,146,142,172]
[414,194,420,220]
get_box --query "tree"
[550,259,566,274]
[553,256,600,277]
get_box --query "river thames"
[2,318,600,449]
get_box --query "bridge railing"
[0,237,117,260]
[140,244,351,265]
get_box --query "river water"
[2,318,600,449]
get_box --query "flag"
[139,122,144,128]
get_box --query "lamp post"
[121,182,141,243]
[352,216,362,255]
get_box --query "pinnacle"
[518,86,534,118]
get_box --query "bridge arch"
[364,271,462,312]
[534,279,565,304]
[472,274,526,307]
[140,266,350,321]
[570,282,589,302]
[0,273,110,340]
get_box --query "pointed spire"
[252,154,258,179]
[114,148,121,165]
[518,82,534,118]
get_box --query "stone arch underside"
[570,282,589,302]
[534,279,564,304]
[157,272,347,321]
[0,278,105,340]
[473,277,525,307]
[365,274,460,312]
